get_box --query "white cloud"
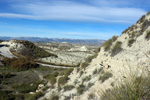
[0,0,147,24]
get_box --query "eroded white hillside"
[39,11,150,100]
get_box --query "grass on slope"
[103,36,118,51]
[101,70,150,100]
[111,41,122,56]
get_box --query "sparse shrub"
[142,20,150,32]
[147,11,150,15]
[79,71,84,77]
[77,84,86,95]
[112,36,118,42]
[0,90,15,100]
[93,67,103,75]
[58,75,68,86]
[88,93,98,100]
[129,25,135,31]
[82,75,91,82]
[145,30,150,40]
[103,36,118,51]
[104,39,113,51]
[58,68,73,86]
[99,72,113,83]
[45,72,59,86]
[111,41,122,56]
[81,53,99,69]
[63,85,74,91]
[25,92,44,100]
[50,93,59,100]
[1,72,12,79]
[122,28,129,34]
[128,38,135,47]
[131,32,135,38]
[64,68,73,76]
[81,62,89,69]
[101,75,150,100]
[12,81,42,93]
[137,15,145,24]
[3,57,38,71]
[87,82,94,89]
[111,82,114,87]
[86,53,98,63]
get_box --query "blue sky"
[0,0,149,39]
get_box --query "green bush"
[1,72,12,79]
[145,30,150,40]
[50,93,59,100]
[104,36,118,51]
[128,38,135,47]
[99,72,113,83]
[87,82,94,89]
[0,90,15,100]
[81,62,89,69]
[58,75,69,86]
[112,36,118,41]
[25,92,44,100]
[104,39,113,51]
[12,81,42,93]
[101,75,150,100]
[86,53,98,63]
[63,85,74,91]
[45,72,59,86]
[82,75,91,82]
[79,71,84,77]
[88,93,98,100]
[93,67,103,75]
[77,84,86,95]
[58,69,73,86]
[111,41,122,56]
[64,68,73,76]
[137,15,145,24]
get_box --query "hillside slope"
[40,11,150,100]
[0,40,57,58]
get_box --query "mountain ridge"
[0,37,105,45]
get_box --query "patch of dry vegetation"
[111,41,122,56]
[103,36,118,51]
[2,57,38,71]
[128,38,135,47]
[101,74,150,100]
[145,30,150,40]
[58,68,73,86]
[99,71,112,83]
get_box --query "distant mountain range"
[0,37,106,45]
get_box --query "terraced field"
[40,51,93,66]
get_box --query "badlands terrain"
[0,11,150,100]
[0,39,100,100]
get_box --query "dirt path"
[37,63,72,69]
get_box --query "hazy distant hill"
[0,37,105,45]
